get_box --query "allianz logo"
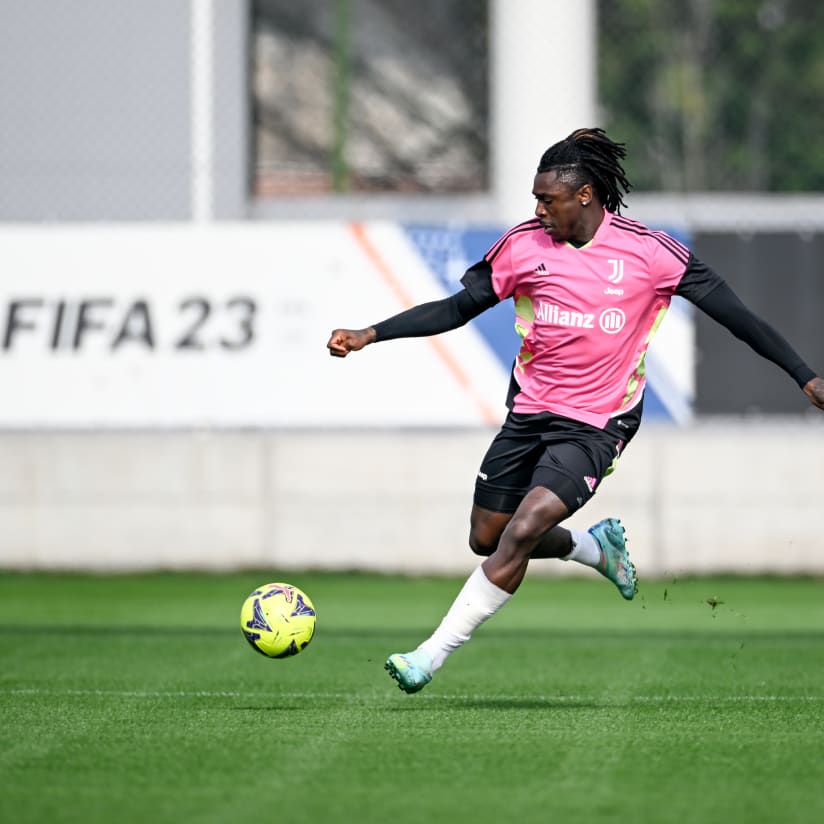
[535,302,626,334]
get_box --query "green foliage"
[599,0,824,191]
[1,572,824,823]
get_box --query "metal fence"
[252,0,489,196]
[599,0,824,193]
[3,1,824,219]
[253,0,824,197]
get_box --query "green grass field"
[2,571,823,824]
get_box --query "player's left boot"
[589,517,638,600]
[385,650,433,694]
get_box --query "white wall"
[2,424,822,577]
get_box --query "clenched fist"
[327,327,376,357]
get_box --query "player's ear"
[578,183,593,208]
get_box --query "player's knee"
[504,514,545,555]
[468,530,497,557]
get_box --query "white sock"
[417,566,512,673]
[562,528,602,567]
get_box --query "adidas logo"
[533,262,547,274]
[584,476,598,492]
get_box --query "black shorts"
[473,405,642,515]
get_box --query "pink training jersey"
[469,211,690,429]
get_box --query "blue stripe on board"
[403,224,518,371]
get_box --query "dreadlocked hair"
[537,128,632,214]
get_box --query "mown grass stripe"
[3,687,823,702]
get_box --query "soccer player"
[327,128,824,694]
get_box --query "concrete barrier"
[0,424,822,576]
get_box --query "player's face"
[532,171,591,243]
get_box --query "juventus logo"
[607,259,624,283]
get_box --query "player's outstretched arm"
[685,275,819,401]
[803,377,824,410]
[327,288,494,358]
[327,327,376,357]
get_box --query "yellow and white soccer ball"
[240,582,317,658]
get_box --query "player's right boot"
[589,517,638,600]
[385,650,433,694]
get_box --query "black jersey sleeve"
[674,253,725,303]
[460,259,500,306]
[372,287,491,342]
[677,254,815,388]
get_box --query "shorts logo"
[599,308,626,334]
[584,476,598,492]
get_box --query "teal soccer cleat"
[589,517,638,600]
[385,650,433,694]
